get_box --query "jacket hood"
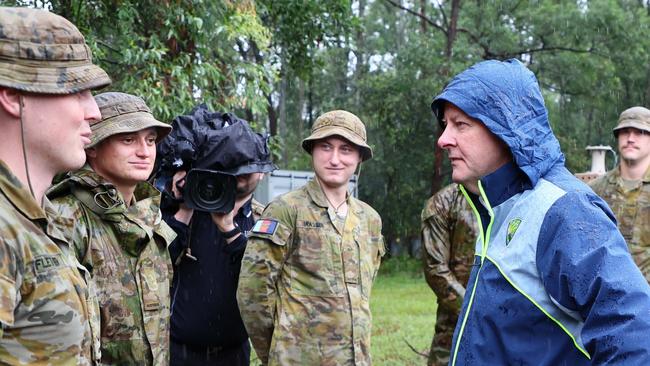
[432,59,564,186]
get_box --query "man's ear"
[0,88,23,118]
[86,147,97,159]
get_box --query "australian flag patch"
[252,219,278,235]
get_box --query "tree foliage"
[2,0,648,243]
[275,0,650,241]
[2,0,276,125]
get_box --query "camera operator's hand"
[172,170,194,224]
[211,195,251,244]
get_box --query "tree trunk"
[431,0,462,195]
[645,63,650,105]
[354,0,367,106]
[279,51,288,163]
[419,0,427,33]
[250,40,278,135]
[446,0,461,59]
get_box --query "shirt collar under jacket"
[467,161,531,236]
[480,161,532,207]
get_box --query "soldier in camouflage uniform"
[421,183,477,366]
[590,106,650,279]
[0,7,110,365]
[238,110,385,366]
[47,92,176,365]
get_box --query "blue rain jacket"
[432,59,650,366]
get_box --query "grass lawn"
[370,269,437,366]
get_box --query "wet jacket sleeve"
[421,192,465,314]
[537,191,650,365]
[236,201,293,365]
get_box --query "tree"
[3,0,276,126]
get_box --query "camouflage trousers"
[427,309,456,366]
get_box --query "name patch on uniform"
[298,220,323,228]
[252,219,278,235]
[33,254,63,274]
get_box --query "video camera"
[154,104,276,213]
[182,169,236,213]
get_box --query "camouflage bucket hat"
[302,110,373,161]
[613,106,650,137]
[88,92,171,148]
[0,7,111,94]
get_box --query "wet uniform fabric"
[420,183,477,366]
[238,179,385,366]
[48,166,175,365]
[590,166,650,279]
[0,160,99,365]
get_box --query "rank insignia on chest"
[252,219,278,235]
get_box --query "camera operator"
[157,106,276,366]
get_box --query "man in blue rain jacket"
[432,59,650,366]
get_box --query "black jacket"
[164,199,254,348]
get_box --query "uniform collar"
[305,178,361,214]
[306,179,330,208]
[74,165,162,208]
[0,159,47,221]
[609,164,650,184]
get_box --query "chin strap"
[19,95,35,199]
[354,162,362,194]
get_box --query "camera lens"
[184,169,236,213]
[196,176,225,204]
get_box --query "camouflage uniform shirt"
[48,166,176,366]
[590,165,650,279]
[0,160,99,365]
[421,183,477,366]
[238,179,385,366]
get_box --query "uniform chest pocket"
[288,226,344,297]
[139,258,164,312]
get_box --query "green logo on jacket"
[506,218,522,246]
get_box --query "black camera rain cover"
[156,104,274,176]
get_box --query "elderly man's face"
[617,127,650,166]
[437,103,511,194]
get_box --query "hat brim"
[302,126,373,161]
[613,120,650,136]
[220,162,278,176]
[88,112,171,148]
[0,60,111,94]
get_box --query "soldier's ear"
[0,88,22,118]
[86,147,98,159]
